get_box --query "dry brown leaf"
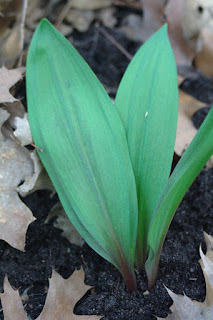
[0,0,24,67]
[194,28,213,77]
[199,233,213,307]
[140,0,165,40]
[175,90,206,156]
[0,66,25,103]
[175,91,213,167]
[139,0,213,67]
[158,233,213,319]
[13,113,33,146]
[65,9,95,32]
[46,202,85,247]
[0,108,35,250]
[37,269,103,320]
[98,7,117,28]
[165,0,196,66]
[0,276,28,320]
[0,269,103,320]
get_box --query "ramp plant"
[26,19,213,292]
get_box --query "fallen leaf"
[165,0,196,66]
[0,66,25,103]
[46,202,85,247]
[17,150,54,196]
[199,233,213,306]
[140,0,165,40]
[140,0,213,67]
[13,113,33,146]
[37,269,103,320]
[0,269,103,320]
[0,276,28,320]
[98,7,117,28]
[182,0,213,48]
[0,0,24,67]
[157,233,213,319]
[194,28,213,77]
[0,108,35,250]
[65,9,95,32]
[175,91,213,168]
[175,90,207,156]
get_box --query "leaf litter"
[0,65,52,250]
[0,108,35,251]
[0,66,25,103]
[0,2,212,319]
[0,268,103,320]
[158,233,213,319]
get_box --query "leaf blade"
[115,25,178,266]
[146,107,213,288]
[26,19,138,286]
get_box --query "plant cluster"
[27,19,213,292]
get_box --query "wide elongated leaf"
[145,107,213,288]
[26,19,138,290]
[115,25,178,267]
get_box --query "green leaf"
[26,19,138,291]
[145,106,213,288]
[115,25,178,267]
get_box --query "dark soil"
[0,5,213,320]
[0,168,212,320]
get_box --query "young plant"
[26,19,213,292]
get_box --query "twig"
[95,24,133,61]
[31,143,43,152]
[18,0,28,67]
[54,0,72,29]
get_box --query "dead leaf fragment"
[140,0,165,40]
[65,9,95,32]
[165,0,196,66]
[0,108,35,250]
[13,113,33,146]
[0,269,103,320]
[175,91,213,168]
[37,269,102,320]
[46,202,85,247]
[194,28,213,77]
[175,90,207,155]
[0,0,24,67]
[0,276,28,320]
[0,66,25,103]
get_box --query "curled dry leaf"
[0,0,24,67]
[17,150,54,197]
[140,0,165,40]
[0,66,25,103]
[194,28,213,77]
[175,91,213,168]
[0,108,35,251]
[65,9,95,32]
[175,90,206,155]
[158,233,213,319]
[13,113,33,146]
[139,0,213,67]
[0,269,103,320]
[165,0,196,66]
[46,202,85,247]
[199,233,213,307]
